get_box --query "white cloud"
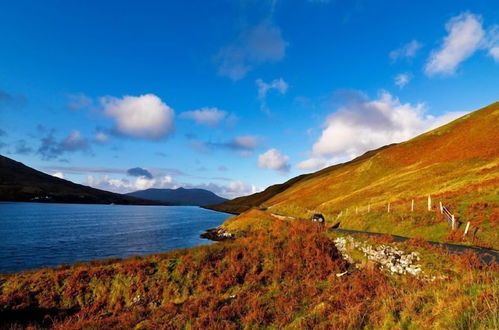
[86,174,257,199]
[390,40,422,61]
[425,12,484,76]
[309,91,466,161]
[216,20,288,80]
[489,46,499,61]
[258,148,290,173]
[221,181,259,199]
[394,73,411,88]
[180,107,228,127]
[52,172,65,179]
[484,25,499,61]
[86,174,177,193]
[101,94,175,139]
[296,157,326,171]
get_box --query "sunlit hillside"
[211,102,499,248]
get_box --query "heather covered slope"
[212,102,499,248]
[1,219,497,329]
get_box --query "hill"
[126,187,227,206]
[0,155,159,205]
[208,102,499,248]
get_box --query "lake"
[0,202,229,273]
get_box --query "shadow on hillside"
[0,306,79,329]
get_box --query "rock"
[333,235,423,276]
[200,227,234,241]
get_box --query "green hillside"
[210,102,499,249]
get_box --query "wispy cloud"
[190,135,261,156]
[38,130,91,160]
[180,107,235,127]
[14,140,33,155]
[67,93,92,110]
[256,78,288,114]
[216,19,288,80]
[394,73,411,88]
[425,12,491,76]
[390,40,422,61]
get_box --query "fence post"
[428,195,432,211]
[451,215,455,230]
[463,222,470,236]
[387,203,390,213]
[367,204,370,213]
[355,206,358,215]
[439,201,443,214]
[411,199,414,212]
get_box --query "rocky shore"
[200,227,234,241]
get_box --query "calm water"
[0,202,229,273]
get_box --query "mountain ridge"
[0,155,160,205]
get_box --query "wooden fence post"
[439,201,443,214]
[463,222,470,236]
[387,203,390,213]
[451,215,455,230]
[355,207,358,215]
[411,199,414,212]
[428,195,432,211]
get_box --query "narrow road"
[332,228,498,264]
[265,210,497,264]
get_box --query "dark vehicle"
[311,213,325,224]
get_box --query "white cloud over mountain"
[297,91,467,169]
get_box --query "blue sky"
[1,0,498,198]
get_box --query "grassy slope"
[0,218,497,329]
[216,103,499,248]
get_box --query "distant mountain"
[0,155,159,205]
[127,188,227,206]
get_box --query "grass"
[212,102,499,249]
[0,212,497,329]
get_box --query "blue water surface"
[0,202,229,273]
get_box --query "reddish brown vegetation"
[1,220,497,329]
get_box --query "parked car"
[311,213,325,224]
